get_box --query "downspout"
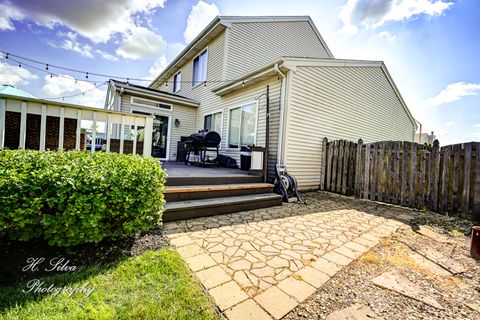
[274,63,286,165]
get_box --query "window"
[192,49,207,86]
[204,111,222,133]
[131,97,172,111]
[228,103,257,148]
[173,71,181,93]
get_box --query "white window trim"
[173,70,182,93]
[130,96,173,112]
[203,109,224,133]
[226,101,258,150]
[192,48,208,88]
[131,110,172,161]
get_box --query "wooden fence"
[321,138,480,222]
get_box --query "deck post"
[75,109,82,150]
[91,112,97,154]
[143,117,153,156]
[132,117,138,155]
[0,99,6,148]
[40,104,47,150]
[58,107,65,149]
[106,114,112,152]
[120,115,125,154]
[19,102,27,149]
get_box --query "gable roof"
[109,80,199,107]
[212,56,417,129]
[149,15,333,88]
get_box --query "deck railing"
[0,94,153,156]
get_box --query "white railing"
[0,94,153,156]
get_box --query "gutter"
[274,63,287,165]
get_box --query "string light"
[1,50,284,87]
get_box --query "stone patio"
[163,192,411,319]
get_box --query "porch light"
[174,118,180,127]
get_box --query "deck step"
[165,183,274,202]
[166,175,263,186]
[163,193,283,221]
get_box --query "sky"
[0,0,479,144]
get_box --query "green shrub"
[0,150,166,247]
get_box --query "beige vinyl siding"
[285,65,415,189]
[119,94,196,160]
[226,21,331,80]
[219,76,281,180]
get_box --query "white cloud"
[0,2,23,30]
[41,74,106,108]
[0,60,38,85]
[473,123,480,128]
[60,39,94,58]
[116,26,166,60]
[445,121,455,127]
[184,1,220,43]
[0,0,166,43]
[339,0,453,35]
[147,42,185,79]
[378,31,396,44]
[95,50,118,61]
[422,82,480,107]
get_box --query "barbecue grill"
[184,130,221,167]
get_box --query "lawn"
[0,248,219,320]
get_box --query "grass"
[0,248,219,320]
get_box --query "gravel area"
[285,209,480,320]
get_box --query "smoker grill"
[184,130,221,167]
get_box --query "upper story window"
[192,49,207,86]
[204,111,222,133]
[173,71,181,93]
[131,97,172,111]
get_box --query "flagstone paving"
[163,192,411,319]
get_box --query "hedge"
[0,150,166,247]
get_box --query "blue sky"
[0,0,479,144]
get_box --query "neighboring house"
[415,131,436,145]
[106,16,417,189]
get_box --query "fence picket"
[440,146,451,213]
[393,141,400,204]
[409,143,417,208]
[452,144,461,212]
[355,139,364,198]
[319,138,478,222]
[462,143,472,216]
[401,142,409,206]
[363,144,370,199]
[320,137,328,191]
[429,140,440,211]
[474,143,480,223]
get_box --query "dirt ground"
[285,204,480,320]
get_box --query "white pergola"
[0,94,153,156]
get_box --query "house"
[106,16,417,189]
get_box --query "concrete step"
[166,175,263,186]
[163,193,283,221]
[165,183,275,202]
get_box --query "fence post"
[320,137,328,191]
